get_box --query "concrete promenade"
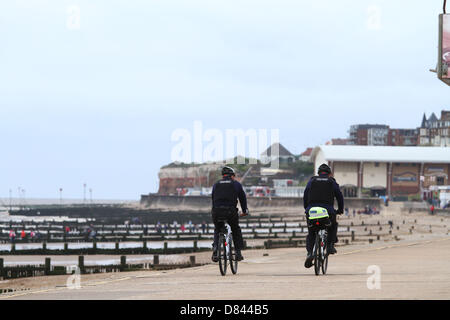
[1,233,449,300]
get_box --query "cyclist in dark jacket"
[211,166,249,262]
[303,163,344,268]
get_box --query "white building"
[311,145,450,199]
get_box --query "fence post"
[115,242,119,252]
[0,258,3,279]
[351,231,355,241]
[143,240,147,251]
[43,242,47,252]
[64,243,68,252]
[189,256,196,267]
[45,257,51,275]
[163,242,168,252]
[78,256,85,274]
[153,255,159,266]
[193,240,198,251]
[120,256,126,271]
[11,243,15,253]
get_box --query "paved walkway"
[1,235,450,300]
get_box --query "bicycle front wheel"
[229,234,238,275]
[321,238,329,275]
[218,234,228,276]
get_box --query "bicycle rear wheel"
[218,233,227,276]
[314,232,321,276]
[229,234,238,275]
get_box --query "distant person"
[201,221,206,234]
[303,163,344,269]
[211,166,249,262]
[352,209,356,217]
[430,204,435,215]
[345,208,349,216]
[9,230,16,243]
[21,229,26,240]
[388,221,393,229]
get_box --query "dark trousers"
[212,207,244,251]
[306,214,338,253]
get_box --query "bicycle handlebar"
[239,210,249,217]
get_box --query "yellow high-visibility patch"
[308,207,329,219]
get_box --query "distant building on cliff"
[158,163,222,195]
[419,110,450,146]
[299,148,313,162]
[260,143,296,164]
[348,124,390,146]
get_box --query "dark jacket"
[303,174,344,215]
[212,176,248,212]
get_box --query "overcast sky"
[0,0,448,200]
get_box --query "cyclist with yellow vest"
[303,163,344,268]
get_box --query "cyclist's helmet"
[222,166,236,177]
[318,163,332,175]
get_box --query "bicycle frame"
[317,229,327,258]
[223,224,232,255]
[312,228,329,276]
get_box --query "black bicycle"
[312,227,329,276]
[307,207,332,276]
[217,219,238,276]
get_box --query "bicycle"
[313,227,329,276]
[216,210,248,276]
[217,220,237,276]
[307,207,332,276]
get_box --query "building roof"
[351,124,389,130]
[311,145,450,164]
[301,147,313,156]
[330,138,350,145]
[429,113,438,123]
[261,143,294,157]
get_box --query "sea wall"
[140,194,382,213]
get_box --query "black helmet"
[222,166,236,176]
[318,163,331,175]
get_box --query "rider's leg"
[306,227,315,254]
[304,227,315,268]
[211,209,225,262]
[227,210,244,261]
[327,214,338,254]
